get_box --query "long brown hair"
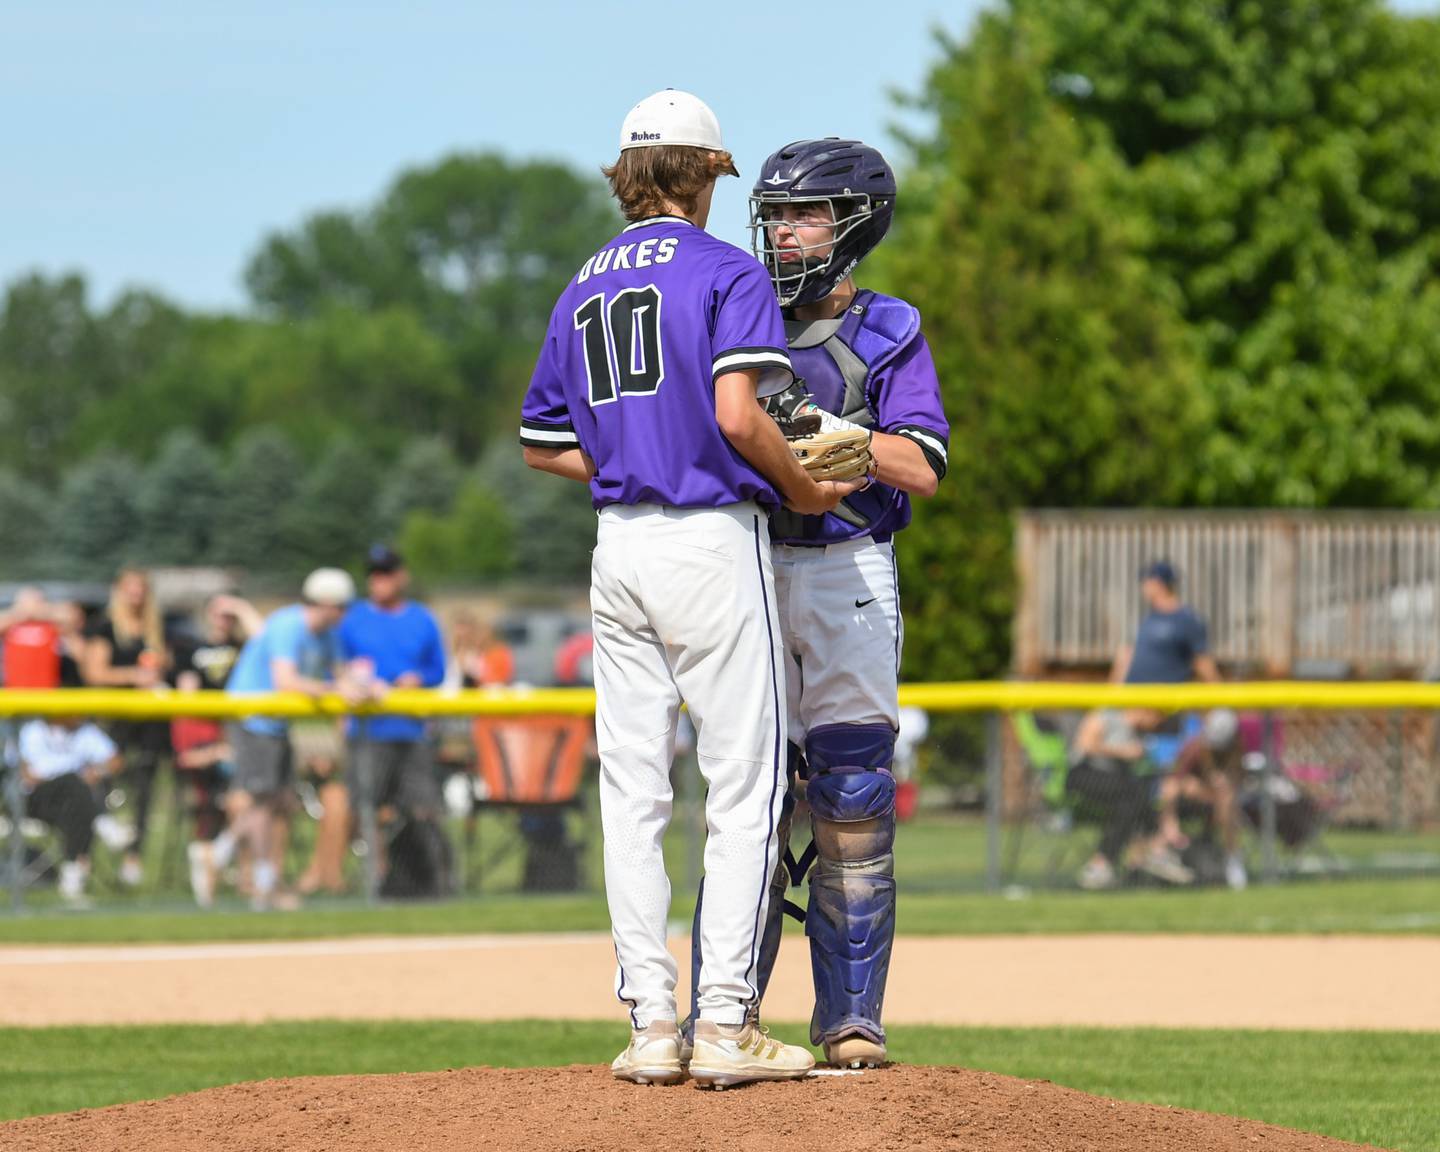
[601,146,737,222]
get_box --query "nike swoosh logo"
[855,597,877,608]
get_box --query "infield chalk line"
[0,933,613,966]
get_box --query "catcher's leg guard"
[804,723,897,1059]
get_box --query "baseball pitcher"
[521,93,862,1088]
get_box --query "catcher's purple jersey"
[772,290,949,546]
[521,216,793,510]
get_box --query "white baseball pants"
[591,502,786,1028]
[772,537,902,741]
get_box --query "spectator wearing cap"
[339,546,449,894]
[191,568,356,910]
[1106,560,1219,745]
[1112,561,1220,690]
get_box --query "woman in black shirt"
[82,567,170,887]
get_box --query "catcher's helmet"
[749,138,896,307]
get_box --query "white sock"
[59,861,86,898]
[252,860,277,896]
[211,831,237,868]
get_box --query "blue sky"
[2,1,966,311]
[6,1,1436,313]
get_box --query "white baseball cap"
[302,567,356,607]
[619,89,727,153]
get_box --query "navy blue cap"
[1141,560,1178,588]
[366,544,404,574]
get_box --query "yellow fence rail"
[1,681,1438,720]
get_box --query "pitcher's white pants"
[591,502,786,1028]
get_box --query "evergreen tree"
[478,441,596,585]
[875,9,1205,679]
[135,428,223,565]
[0,470,51,578]
[215,426,305,575]
[51,453,142,579]
[281,435,378,571]
[374,437,462,539]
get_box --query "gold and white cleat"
[611,1022,685,1086]
[688,1021,814,1089]
[825,1035,887,1069]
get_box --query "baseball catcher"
[687,138,949,1070]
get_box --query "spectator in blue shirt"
[192,567,356,910]
[1113,561,1220,689]
[339,545,449,895]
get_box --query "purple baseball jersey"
[771,289,949,546]
[521,216,794,510]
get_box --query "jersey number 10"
[573,286,665,407]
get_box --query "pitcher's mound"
[1,1065,1381,1152]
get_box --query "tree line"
[5,0,1440,677]
[0,154,614,587]
[0,428,596,587]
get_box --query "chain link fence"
[0,702,700,912]
[990,707,1440,891]
[3,689,1439,913]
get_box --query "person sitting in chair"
[1155,708,1248,889]
[1068,708,1193,889]
[15,689,125,905]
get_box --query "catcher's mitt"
[790,425,874,483]
[766,378,876,484]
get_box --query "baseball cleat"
[611,1023,685,1086]
[687,1021,814,1089]
[825,1035,887,1068]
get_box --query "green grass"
[2,876,1438,944]
[2,1021,1435,1150]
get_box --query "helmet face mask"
[747,139,896,308]
[749,194,876,307]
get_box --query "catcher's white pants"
[773,537,902,742]
[591,502,786,1028]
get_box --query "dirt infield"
[1,1065,1384,1152]
[2,932,1437,1030]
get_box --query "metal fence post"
[1387,710,1405,832]
[356,716,379,906]
[1260,711,1278,884]
[984,711,1002,892]
[4,721,22,913]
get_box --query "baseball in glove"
[766,380,876,483]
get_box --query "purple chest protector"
[772,290,921,545]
